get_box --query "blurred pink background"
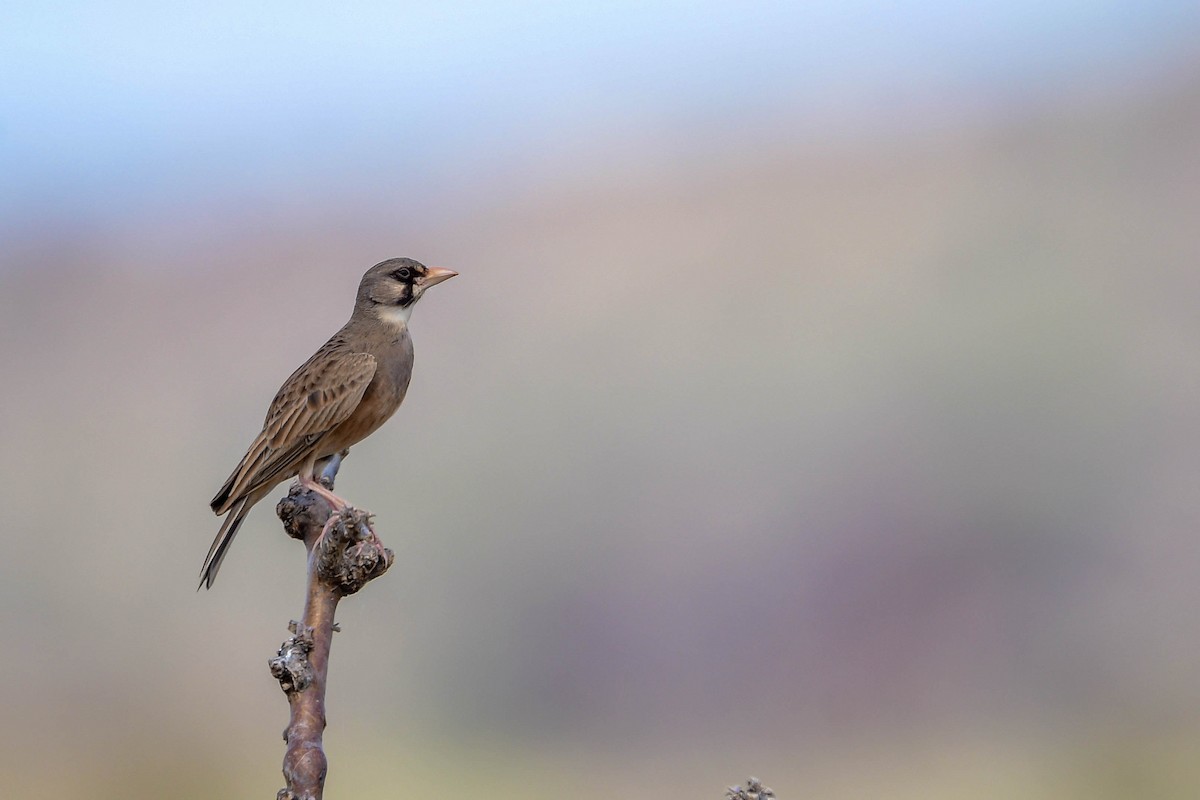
[3,3,1200,797]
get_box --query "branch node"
[277,486,333,542]
[311,507,393,596]
[269,622,316,694]
[726,777,776,800]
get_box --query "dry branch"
[269,466,393,800]
[726,777,776,800]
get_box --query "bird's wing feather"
[211,350,377,513]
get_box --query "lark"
[202,258,456,589]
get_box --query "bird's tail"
[210,468,237,514]
[199,496,252,590]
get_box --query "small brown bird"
[202,257,457,589]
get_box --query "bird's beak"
[422,267,458,288]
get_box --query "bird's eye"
[395,267,412,280]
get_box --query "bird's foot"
[313,509,346,552]
[298,475,350,512]
[310,507,383,574]
[350,522,384,560]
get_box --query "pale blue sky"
[2,1,1198,226]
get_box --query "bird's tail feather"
[200,497,251,590]
[210,471,236,514]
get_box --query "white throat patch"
[376,302,414,328]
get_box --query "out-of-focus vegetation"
[3,3,1200,797]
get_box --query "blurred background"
[3,2,1200,797]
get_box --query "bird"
[202,257,457,589]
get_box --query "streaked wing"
[212,349,377,512]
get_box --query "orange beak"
[422,267,458,288]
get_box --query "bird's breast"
[324,334,414,450]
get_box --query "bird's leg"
[296,473,351,554]
[316,449,349,488]
[298,453,373,554]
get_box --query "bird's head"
[357,257,457,325]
